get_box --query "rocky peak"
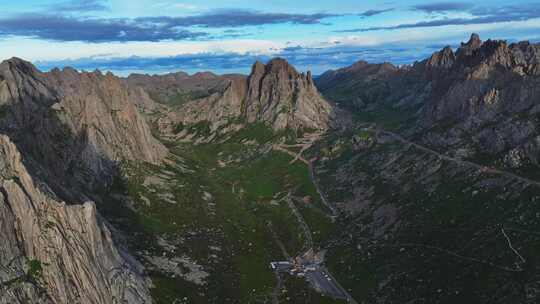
[0,60,167,196]
[465,33,482,49]
[0,57,39,76]
[251,60,266,74]
[265,57,296,73]
[479,39,512,67]
[192,71,218,80]
[349,60,370,71]
[0,58,52,107]
[244,58,332,131]
[128,58,332,134]
[456,33,483,59]
[426,46,456,69]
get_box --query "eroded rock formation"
[244,58,332,131]
[0,58,167,193]
[130,58,333,134]
[316,34,540,169]
[0,135,151,304]
[0,58,169,304]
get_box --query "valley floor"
[98,116,540,304]
[99,124,346,304]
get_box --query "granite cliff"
[0,58,166,196]
[0,58,168,303]
[129,58,333,136]
[0,135,151,304]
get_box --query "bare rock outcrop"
[244,58,332,131]
[165,74,247,129]
[0,58,169,303]
[316,34,540,169]
[132,58,332,135]
[0,134,151,304]
[0,58,167,192]
[45,67,167,164]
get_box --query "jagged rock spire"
[244,58,332,131]
[465,33,482,49]
[457,33,483,58]
[427,46,456,69]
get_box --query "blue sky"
[1,0,539,75]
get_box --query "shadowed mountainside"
[0,58,168,304]
[317,34,540,172]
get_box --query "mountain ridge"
[0,57,167,304]
[2,34,540,303]
[316,33,540,170]
[126,57,333,137]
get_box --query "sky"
[1,0,540,75]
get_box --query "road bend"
[273,144,338,217]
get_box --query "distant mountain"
[129,58,333,137]
[125,70,235,108]
[316,34,540,171]
[4,34,540,304]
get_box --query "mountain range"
[1,34,540,304]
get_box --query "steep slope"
[310,34,540,303]
[244,58,332,131]
[316,60,400,110]
[130,58,333,136]
[418,36,540,169]
[317,34,540,171]
[162,74,247,130]
[0,58,167,194]
[0,135,151,304]
[44,67,166,164]
[310,128,540,303]
[0,58,170,304]
[125,71,237,108]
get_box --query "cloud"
[34,43,436,75]
[52,0,108,12]
[0,9,340,42]
[0,14,207,42]
[338,3,540,32]
[359,8,394,17]
[137,9,339,28]
[413,2,473,13]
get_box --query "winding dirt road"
[379,130,540,188]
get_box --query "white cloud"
[0,37,286,62]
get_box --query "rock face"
[316,34,540,169]
[45,67,166,164]
[162,74,247,130]
[0,58,167,193]
[0,58,167,303]
[0,135,151,304]
[131,58,332,134]
[244,58,332,130]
